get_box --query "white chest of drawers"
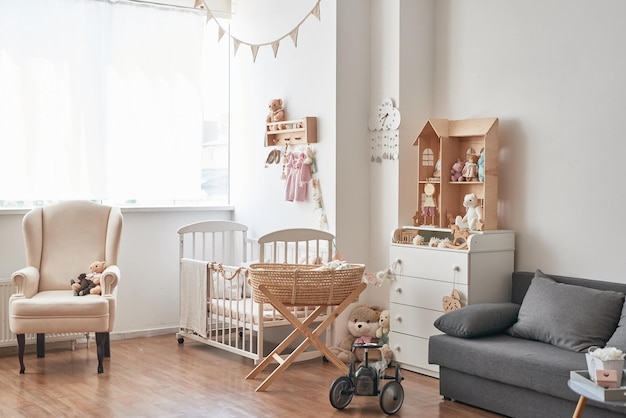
[388,229,515,377]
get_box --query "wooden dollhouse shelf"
[413,117,499,230]
[265,116,317,146]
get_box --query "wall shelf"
[265,116,317,146]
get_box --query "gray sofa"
[429,270,626,418]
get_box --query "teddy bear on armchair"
[71,260,106,296]
[327,304,393,367]
[70,273,96,296]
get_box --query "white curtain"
[0,0,205,202]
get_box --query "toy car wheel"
[329,376,353,410]
[177,337,184,344]
[379,381,404,415]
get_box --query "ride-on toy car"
[329,343,404,415]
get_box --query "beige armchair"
[9,200,122,374]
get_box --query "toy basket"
[247,263,366,306]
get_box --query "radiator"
[0,280,83,347]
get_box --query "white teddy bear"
[455,193,482,231]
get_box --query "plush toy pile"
[328,304,393,367]
[70,260,106,296]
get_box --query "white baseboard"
[110,327,178,341]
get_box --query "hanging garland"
[195,0,321,62]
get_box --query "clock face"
[377,98,401,130]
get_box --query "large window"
[0,0,229,208]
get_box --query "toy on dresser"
[455,193,483,231]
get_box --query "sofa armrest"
[434,302,520,338]
[11,266,40,298]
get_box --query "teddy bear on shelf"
[375,309,390,349]
[266,98,285,130]
[327,304,393,367]
[455,193,483,231]
[70,272,96,296]
[450,158,464,182]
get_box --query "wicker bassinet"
[247,263,366,306]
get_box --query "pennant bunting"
[272,41,280,57]
[251,45,259,62]
[205,9,214,24]
[312,3,321,20]
[196,0,322,62]
[289,28,299,47]
[233,39,241,56]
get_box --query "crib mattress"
[208,298,316,326]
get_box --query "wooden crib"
[176,221,338,364]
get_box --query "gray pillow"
[606,301,626,352]
[506,270,624,352]
[434,303,521,338]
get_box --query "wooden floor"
[0,334,503,417]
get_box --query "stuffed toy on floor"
[328,304,393,367]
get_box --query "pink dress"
[285,152,312,202]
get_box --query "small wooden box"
[596,370,620,388]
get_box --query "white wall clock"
[377,98,401,131]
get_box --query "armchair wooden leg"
[17,334,25,374]
[36,333,45,358]
[96,332,107,373]
[104,332,110,358]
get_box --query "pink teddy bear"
[450,159,464,182]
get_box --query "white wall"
[229,0,340,239]
[431,0,626,279]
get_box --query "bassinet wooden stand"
[245,282,366,392]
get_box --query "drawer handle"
[394,345,401,351]
[395,316,402,322]
[394,287,402,293]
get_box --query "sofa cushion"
[606,302,626,352]
[429,334,587,405]
[434,303,520,338]
[507,270,624,352]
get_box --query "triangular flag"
[272,41,280,57]
[218,26,225,42]
[289,28,299,47]
[251,45,259,62]
[205,9,214,24]
[312,2,321,20]
[233,39,241,56]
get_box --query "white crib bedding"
[208,298,316,326]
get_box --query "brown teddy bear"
[86,260,106,295]
[328,304,393,367]
[70,273,96,296]
[266,98,285,130]
[70,261,106,296]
